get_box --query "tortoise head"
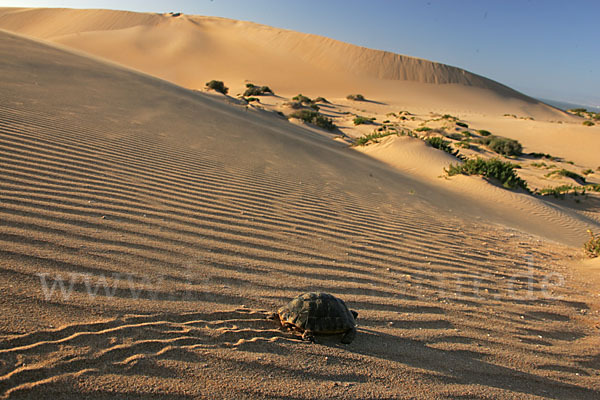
[351,310,358,320]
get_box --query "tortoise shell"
[277,292,357,343]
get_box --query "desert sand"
[0,8,599,399]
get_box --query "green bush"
[489,136,522,156]
[546,169,586,184]
[244,83,273,96]
[354,130,397,146]
[205,80,228,95]
[477,129,492,136]
[477,136,522,156]
[584,230,600,258]
[583,120,595,126]
[314,97,329,103]
[536,184,585,197]
[569,108,587,113]
[245,97,260,102]
[582,169,594,175]
[442,114,458,121]
[425,137,455,155]
[456,122,469,128]
[446,133,464,141]
[289,110,335,131]
[415,126,431,132]
[445,158,528,190]
[353,116,376,125]
[292,94,312,104]
[347,94,365,101]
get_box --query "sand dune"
[0,7,571,119]
[1,29,599,399]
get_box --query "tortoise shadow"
[336,327,599,399]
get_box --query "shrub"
[205,80,228,95]
[489,136,522,156]
[354,130,397,146]
[529,152,553,159]
[245,97,260,102]
[583,120,595,126]
[456,122,469,128]
[477,129,492,136]
[582,169,594,175]
[415,126,431,132]
[289,110,335,131]
[314,97,329,103]
[292,94,312,104]
[347,94,365,101]
[446,133,464,141]
[456,141,471,149]
[477,136,522,156]
[584,230,600,258]
[536,184,586,197]
[445,158,528,190]
[425,137,455,155]
[244,83,273,96]
[353,116,376,125]
[569,108,587,113]
[546,169,586,184]
[442,114,458,121]
[285,101,303,109]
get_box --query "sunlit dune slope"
[0,7,568,118]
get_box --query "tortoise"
[270,292,358,344]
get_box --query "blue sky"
[2,0,599,108]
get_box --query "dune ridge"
[0,7,555,114]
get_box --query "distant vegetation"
[205,80,228,95]
[456,122,469,128]
[415,126,432,132]
[476,135,523,157]
[584,230,600,258]
[425,137,456,155]
[545,169,586,184]
[289,110,335,131]
[536,184,585,197]
[445,158,528,190]
[535,183,600,198]
[292,94,312,104]
[346,94,366,101]
[290,94,323,110]
[445,133,464,141]
[583,121,595,126]
[441,114,458,121]
[244,83,274,96]
[477,129,492,136]
[354,130,397,146]
[569,108,600,118]
[353,116,376,125]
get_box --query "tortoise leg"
[341,327,356,344]
[301,330,316,343]
[266,312,279,321]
